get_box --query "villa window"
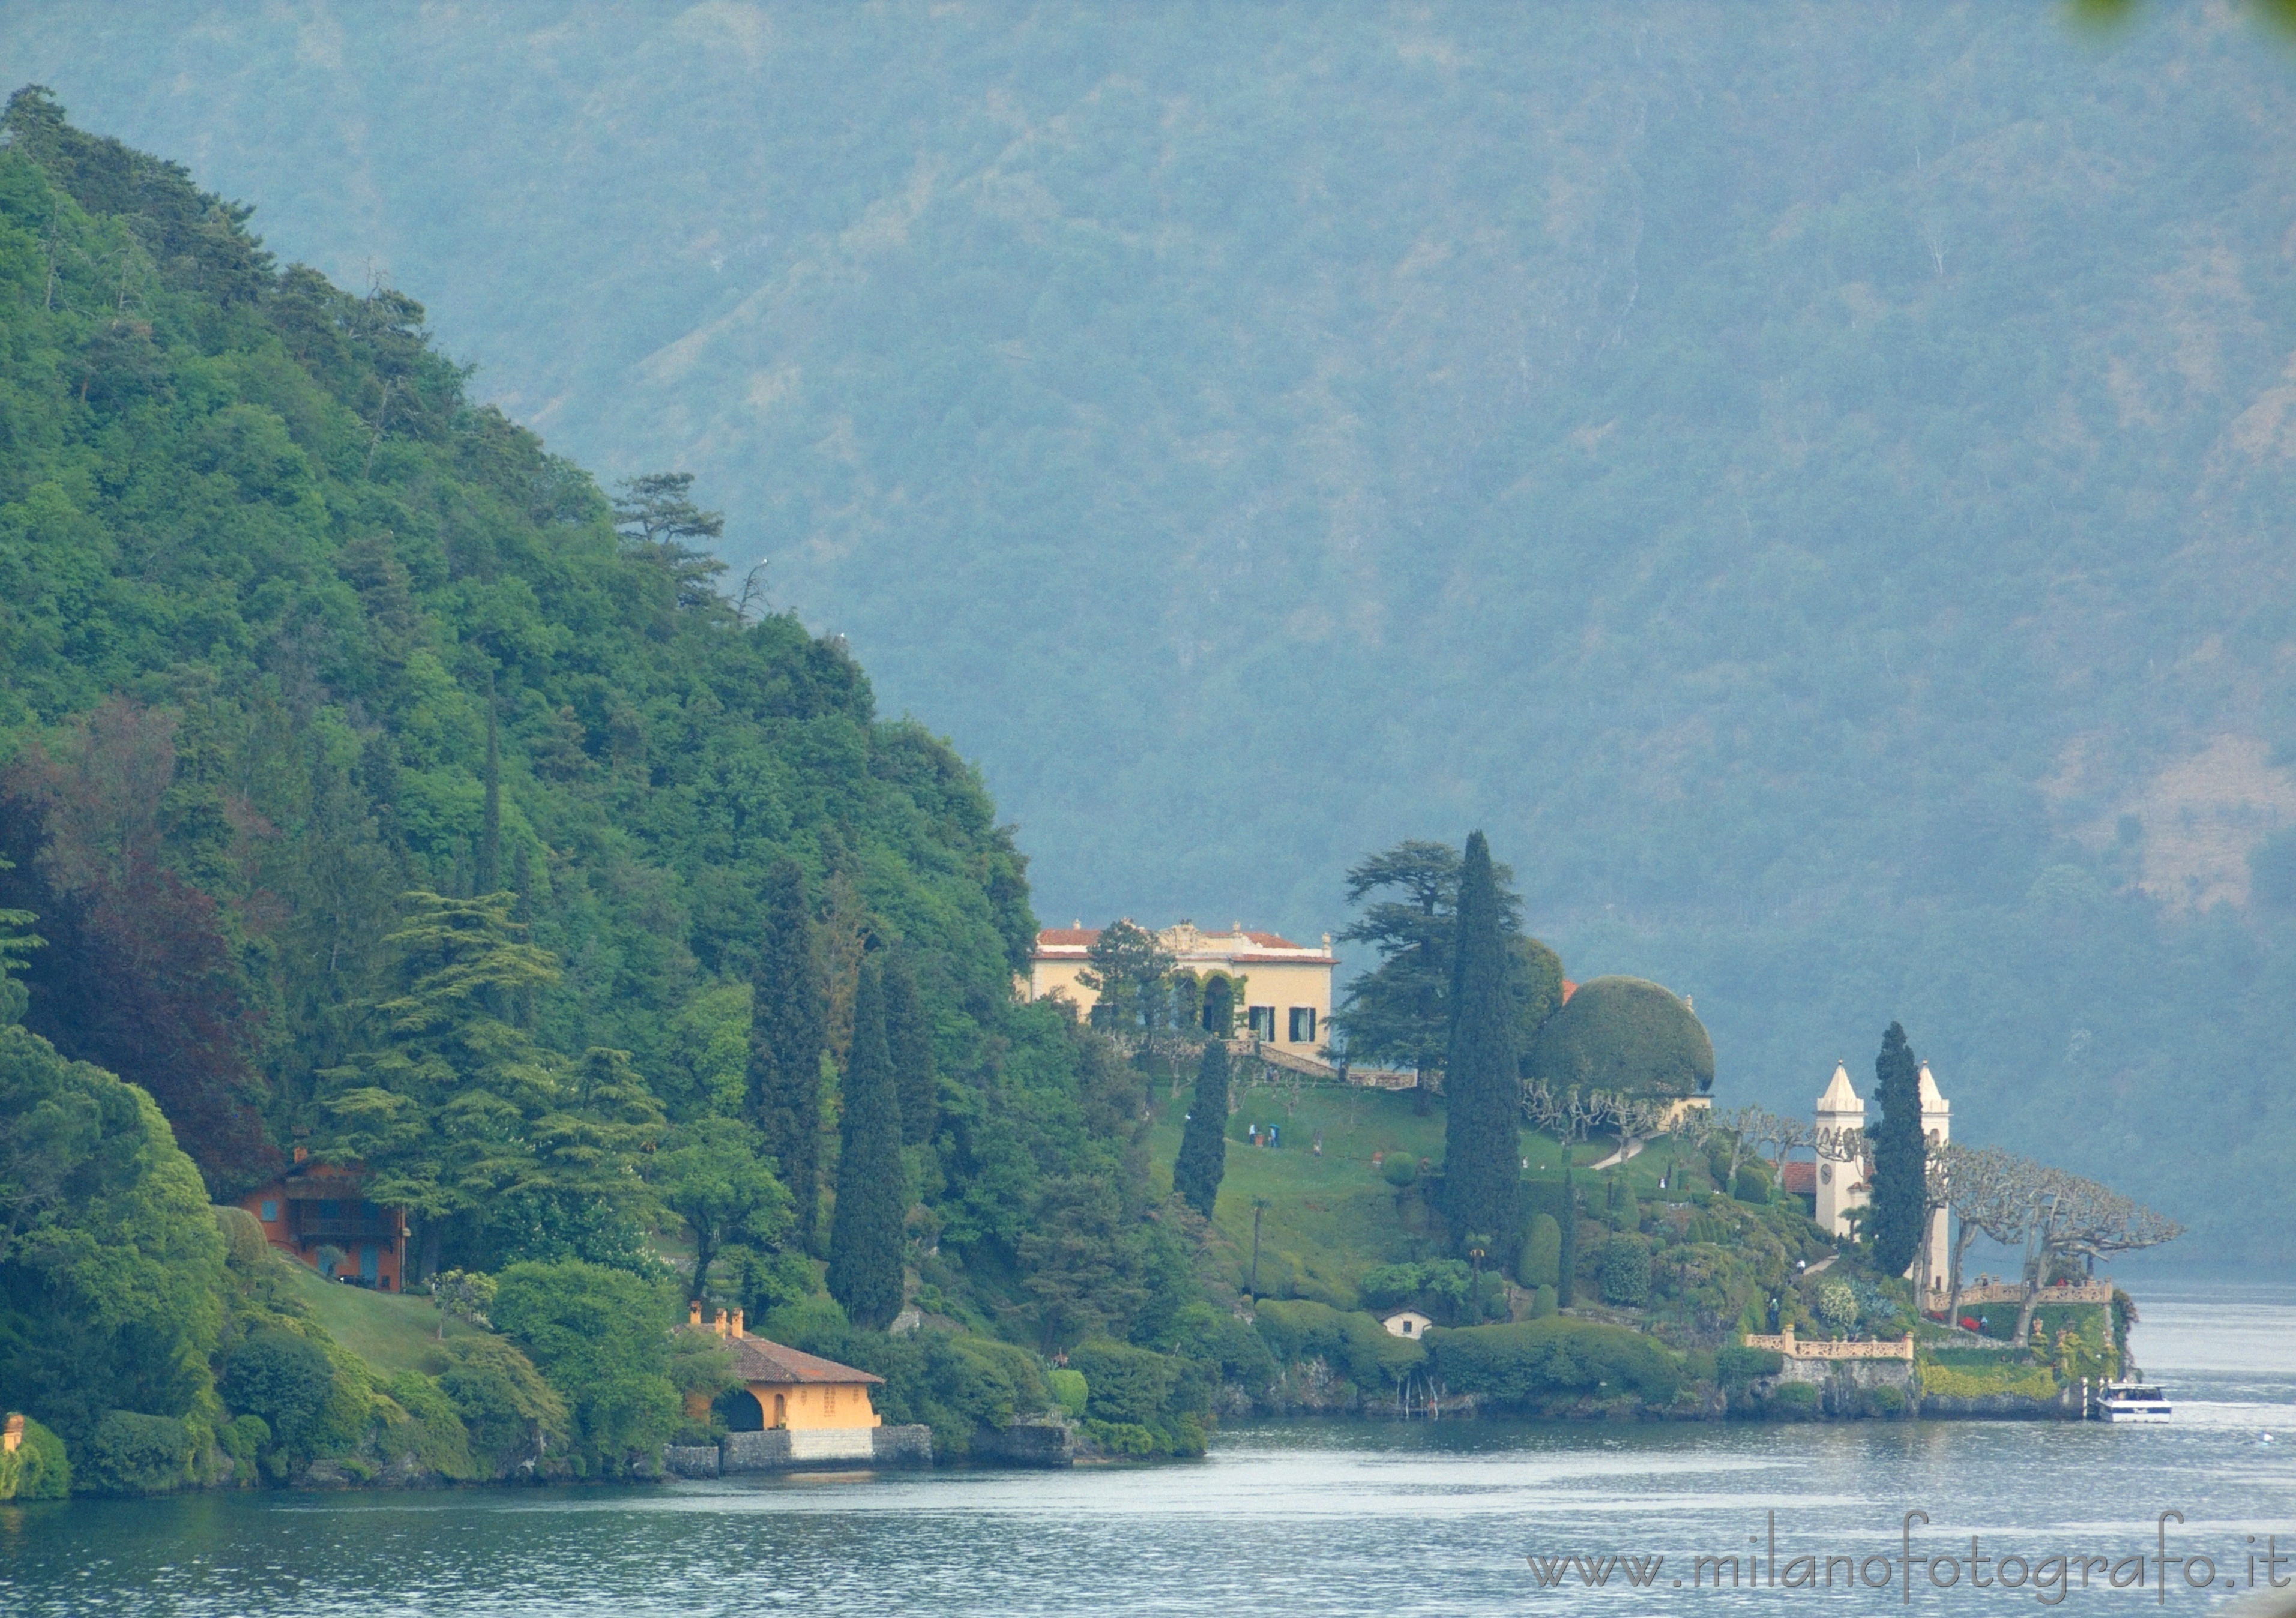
[1247,1005,1276,1041]
[1288,1007,1316,1042]
[259,1200,278,1224]
[824,1386,836,1415]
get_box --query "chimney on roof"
[688,1299,702,1326]
[731,1308,744,1338]
[1072,919,1080,930]
[713,1307,729,1337]
[292,1145,309,1165]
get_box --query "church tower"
[1813,1062,1867,1238]
[1916,1062,1951,1299]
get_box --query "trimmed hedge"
[1522,976,1714,1097]
[1424,1317,1683,1406]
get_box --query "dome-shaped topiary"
[1521,976,1713,1097]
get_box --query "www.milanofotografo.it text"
[1525,1512,2294,1605]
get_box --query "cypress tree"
[882,950,936,1147]
[748,858,827,1250]
[1556,1168,1577,1307]
[828,958,906,1329]
[1869,1021,1926,1277]
[1172,1039,1231,1217]
[1442,831,1519,1252]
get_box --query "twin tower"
[1812,1059,1951,1296]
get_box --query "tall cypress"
[1172,1039,1231,1217]
[1556,1168,1577,1308]
[1442,831,1519,1252]
[748,858,827,1250]
[828,959,906,1329]
[1869,1021,1926,1277]
[882,949,936,1147]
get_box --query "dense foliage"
[21,5,2294,1258]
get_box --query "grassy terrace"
[1139,1074,1701,1305]
[277,1260,484,1376]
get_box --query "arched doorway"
[713,1388,765,1432]
[772,1393,786,1428]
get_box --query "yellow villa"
[685,1303,882,1431]
[1020,919,1337,1060]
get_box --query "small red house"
[237,1151,408,1292]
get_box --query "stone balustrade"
[1942,1280,2113,1307]
[1742,1323,1915,1361]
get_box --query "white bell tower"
[1813,1061,1867,1239]
[1915,1062,1951,1298]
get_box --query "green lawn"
[278,1260,482,1376]
[1142,1075,1708,1305]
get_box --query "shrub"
[1068,1340,1173,1426]
[1517,1215,1561,1290]
[0,1417,69,1499]
[492,1259,679,1476]
[80,1410,195,1495]
[1424,1317,1683,1407]
[1382,1155,1418,1188]
[1530,1285,1557,1319]
[378,1373,475,1480]
[221,1328,336,1460]
[1813,1281,1857,1335]
[1715,1345,1783,1389]
[436,1335,571,1479]
[1253,1300,1423,1387]
[1157,1302,1277,1389]
[1048,1368,1088,1418]
[1602,1174,1640,1232]
[1732,1163,1771,1204]
[1869,1383,1908,1416]
[1358,1263,1422,1310]
[217,1413,268,1481]
[1768,1381,1821,1418]
[1520,976,1713,1097]
[1599,1235,1651,1307]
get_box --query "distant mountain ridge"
[5,3,2294,1264]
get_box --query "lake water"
[4,1283,2291,1616]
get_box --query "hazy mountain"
[7,2,2293,1262]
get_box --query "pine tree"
[475,684,501,897]
[1556,1169,1578,1308]
[827,959,906,1329]
[882,949,936,1147]
[1869,1021,1927,1276]
[1443,831,1519,1251]
[748,859,827,1250]
[1172,1039,1231,1217]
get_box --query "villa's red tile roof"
[1780,1161,1817,1197]
[1035,927,1100,947]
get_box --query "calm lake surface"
[3,1283,2290,1616]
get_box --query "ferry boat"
[2093,1382,2172,1422]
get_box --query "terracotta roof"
[713,1331,884,1386]
[1560,979,1577,1003]
[1035,927,1100,948]
[1780,1161,1816,1196]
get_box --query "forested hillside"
[2,5,2292,1263]
[0,87,1175,1319]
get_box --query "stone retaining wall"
[715,1425,933,1474]
[966,1421,1074,1467]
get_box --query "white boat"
[2094,1382,2172,1422]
